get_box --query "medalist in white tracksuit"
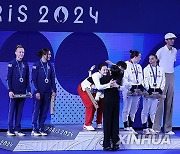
[122,61,144,124]
[141,64,165,125]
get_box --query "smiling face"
[47,50,51,61]
[15,47,25,61]
[42,50,51,61]
[99,66,108,76]
[149,55,158,66]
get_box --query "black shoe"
[112,145,119,151]
[103,147,112,151]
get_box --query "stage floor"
[1,125,180,152]
[1,149,180,154]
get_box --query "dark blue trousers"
[8,98,25,132]
[32,92,51,131]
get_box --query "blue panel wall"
[0,32,180,129]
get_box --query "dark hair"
[149,53,158,59]
[116,61,127,70]
[97,63,107,71]
[37,48,50,57]
[130,50,140,59]
[110,65,120,77]
[15,44,23,50]
[149,53,159,64]
[110,65,122,85]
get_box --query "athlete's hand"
[36,93,41,100]
[110,79,116,87]
[89,65,95,72]
[52,92,56,97]
[9,91,14,98]
[28,92,33,98]
[125,84,131,90]
[105,60,115,65]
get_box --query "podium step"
[1,125,180,151]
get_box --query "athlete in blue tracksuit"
[7,45,32,136]
[31,48,56,136]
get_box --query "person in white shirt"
[122,50,144,134]
[77,63,114,131]
[141,54,165,135]
[153,33,177,135]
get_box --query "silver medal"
[40,60,49,84]
[45,78,49,83]
[19,78,24,83]
[16,60,24,83]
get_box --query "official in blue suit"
[7,45,32,136]
[31,48,56,136]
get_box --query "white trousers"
[141,97,159,124]
[122,90,140,122]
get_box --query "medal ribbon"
[16,60,23,79]
[132,63,138,83]
[40,60,49,79]
[150,65,157,85]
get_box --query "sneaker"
[112,145,119,151]
[31,131,41,136]
[83,125,95,131]
[124,127,130,131]
[96,124,103,129]
[7,131,15,136]
[165,131,175,135]
[143,128,150,135]
[129,127,138,134]
[103,147,112,151]
[40,131,48,136]
[15,131,26,136]
[148,128,156,135]
[154,130,160,134]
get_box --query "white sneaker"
[124,127,130,131]
[165,131,175,135]
[15,131,26,136]
[148,128,156,135]
[153,130,160,134]
[7,131,15,136]
[96,124,103,129]
[31,131,41,136]
[83,125,95,131]
[143,128,150,135]
[129,127,138,134]
[40,131,48,136]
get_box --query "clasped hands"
[110,79,119,88]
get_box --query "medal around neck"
[45,78,49,83]
[40,60,49,84]
[19,78,24,83]
[17,61,24,83]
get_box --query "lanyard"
[40,60,49,79]
[150,65,157,85]
[131,62,139,83]
[16,60,23,78]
